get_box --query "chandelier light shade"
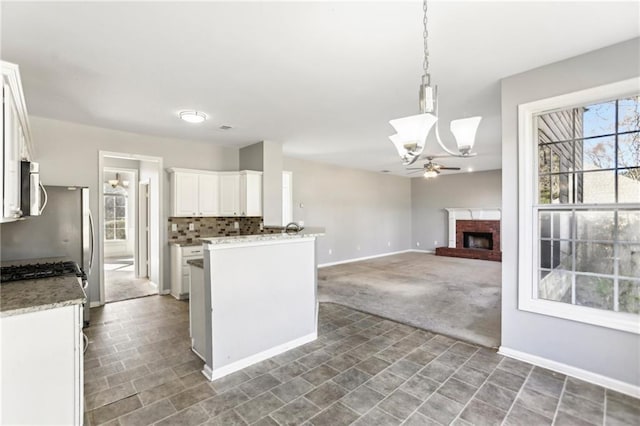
[108,173,130,189]
[389,0,481,164]
[389,113,438,165]
[450,116,482,156]
[423,169,438,178]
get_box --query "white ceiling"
[2,1,639,176]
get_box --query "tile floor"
[84,296,639,425]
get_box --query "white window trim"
[517,76,640,334]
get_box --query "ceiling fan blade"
[439,167,462,170]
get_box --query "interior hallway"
[104,256,156,303]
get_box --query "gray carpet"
[318,252,501,348]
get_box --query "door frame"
[98,151,164,306]
[137,180,150,278]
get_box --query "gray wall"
[411,170,501,251]
[283,157,412,265]
[239,143,263,171]
[239,141,283,226]
[29,116,238,305]
[501,38,640,386]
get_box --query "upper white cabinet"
[168,168,261,217]
[169,169,219,217]
[2,61,33,222]
[219,172,240,216]
[240,171,262,217]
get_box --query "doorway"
[98,152,164,305]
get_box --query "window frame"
[517,77,640,334]
[104,192,128,242]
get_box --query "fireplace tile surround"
[435,208,502,262]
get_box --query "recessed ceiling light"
[179,110,207,124]
[380,170,390,173]
[219,125,233,130]
[467,167,473,172]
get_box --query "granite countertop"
[0,257,87,317]
[201,227,325,246]
[169,240,204,247]
[187,259,204,268]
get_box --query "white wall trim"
[98,151,164,306]
[499,346,640,398]
[202,332,317,381]
[317,249,432,268]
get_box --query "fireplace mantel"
[444,208,501,248]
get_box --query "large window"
[105,186,128,241]
[518,78,640,333]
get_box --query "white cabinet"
[198,174,219,215]
[169,168,262,218]
[2,61,33,222]
[240,170,263,217]
[220,171,262,217]
[219,172,240,216]
[1,304,83,425]
[171,244,204,299]
[169,169,219,217]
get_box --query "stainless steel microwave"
[20,161,46,217]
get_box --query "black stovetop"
[0,261,84,283]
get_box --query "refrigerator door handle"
[88,210,95,275]
[39,182,48,215]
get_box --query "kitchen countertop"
[169,240,204,247]
[200,227,325,246]
[0,257,87,317]
[187,259,204,268]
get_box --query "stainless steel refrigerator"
[1,185,94,323]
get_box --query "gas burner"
[0,261,84,283]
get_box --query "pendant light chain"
[423,0,429,85]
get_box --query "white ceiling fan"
[406,156,461,178]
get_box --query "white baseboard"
[202,332,318,381]
[318,249,433,268]
[499,346,640,398]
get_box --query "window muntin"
[104,186,127,241]
[534,96,640,316]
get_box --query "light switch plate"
[188,223,195,231]
[171,224,178,232]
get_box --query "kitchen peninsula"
[190,228,324,381]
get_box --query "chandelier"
[108,173,130,189]
[389,0,482,166]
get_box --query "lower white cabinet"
[0,304,83,425]
[171,244,204,299]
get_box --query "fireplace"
[435,208,501,262]
[463,232,493,250]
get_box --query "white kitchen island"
[194,228,324,381]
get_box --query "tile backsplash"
[168,217,281,243]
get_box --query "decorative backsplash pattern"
[168,217,282,243]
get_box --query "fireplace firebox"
[463,232,493,250]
